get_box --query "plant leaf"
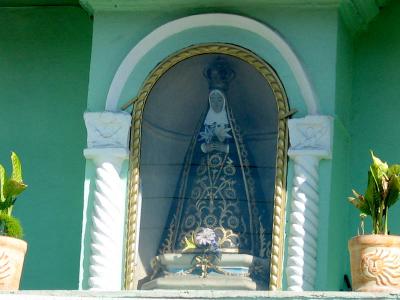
[352,189,361,198]
[10,152,23,183]
[365,171,380,221]
[0,165,6,202]
[371,151,389,174]
[389,164,400,177]
[182,236,197,252]
[350,152,400,234]
[370,164,382,194]
[386,175,400,208]
[5,179,27,198]
[348,196,371,215]
[348,189,371,215]
[365,171,377,206]
[0,198,13,210]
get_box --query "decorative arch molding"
[125,43,290,291]
[105,13,319,115]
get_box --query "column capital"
[288,115,333,160]
[84,111,132,149]
[84,111,132,169]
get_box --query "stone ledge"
[1,291,400,300]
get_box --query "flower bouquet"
[182,228,222,278]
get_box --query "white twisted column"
[83,111,131,290]
[286,115,332,291]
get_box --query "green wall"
[350,1,400,242]
[321,15,353,291]
[0,6,92,289]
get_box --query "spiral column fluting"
[82,111,131,290]
[286,155,320,291]
[88,158,126,290]
[286,115,332,291]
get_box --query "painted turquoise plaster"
[319,16,353,291]
[323,121,351,290]
[86,7,338,115]
[0,7,92,289]
[350,1,400,245]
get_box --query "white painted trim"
[85,154,127,290]
[81,112,132,290]
[84,111,131,149]
[0,290,394,299]
[105,13,319,114]
[286,115,333,291]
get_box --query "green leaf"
[348,196,371,215]
[10,152,23,183]
[0,213,23,239]
[371,151,388,174]
[370,164,383,194]
[350,151,400,234]
[370,152,390,195]
[0,197,13,210]
[182,235,197,252]
[0,165,6,202]
[386,175,400,208]
[348,189,371,215]
[365,171,379,211]
[389,164,400,177]
[5,179,27,198]
[0,153,27,218]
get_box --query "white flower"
[198,125,214,143]
[214,125,231,142]
[195,228,217,247]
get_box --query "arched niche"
[107,14,318,116]
[125,44,289,290]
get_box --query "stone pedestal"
[142,276,257,290]
[141,253,267,290]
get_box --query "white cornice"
[79,0,342,15]
[79,0,391,36]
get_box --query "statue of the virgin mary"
[146,57,270,289]
[160,57,266,256]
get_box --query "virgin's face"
[209,91,224,113]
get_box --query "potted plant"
[0,152,28,290]
[348,151,400,291]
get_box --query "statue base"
[141,253,267,290]
[141,275,257,290]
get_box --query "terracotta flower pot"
[0,236,27,290]
[349,235,400,292]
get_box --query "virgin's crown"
[204,57,235,91]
